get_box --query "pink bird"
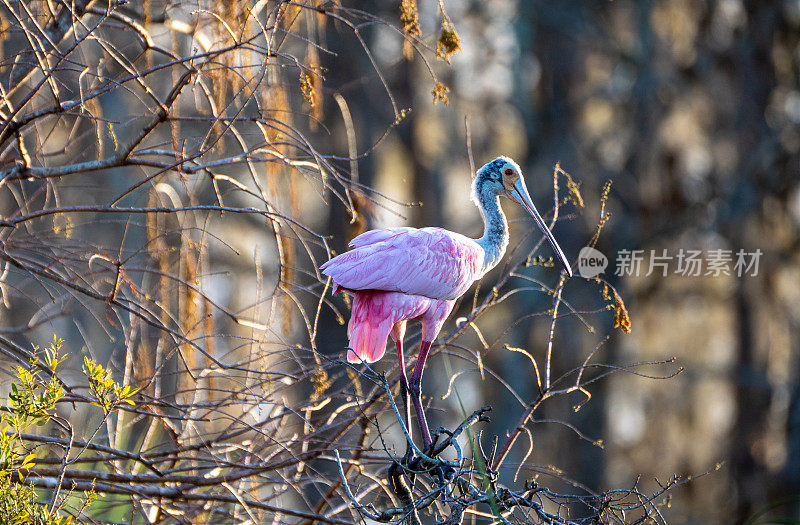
[321,156,572,455]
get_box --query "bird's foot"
[434,464,455,486]
[386,461,420,524]
[403,447,453,489]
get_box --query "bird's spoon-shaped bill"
[507,177,573,277]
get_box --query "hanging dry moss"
[603,284,632,334]
[305,11,324,129]
[432,81,451,105]
[400,0,421,59]
[587,180,613,248]
[556,162,585,208]
[436,20,462,63]
[310,368,331,401]
[300,72,316,108]
[400,0,421,37]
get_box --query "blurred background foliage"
[0,0,797,523]
[312,0,800,522]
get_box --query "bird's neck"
[475,189,509,273]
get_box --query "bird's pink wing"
[321,227,484,301]
[348,227,415,248]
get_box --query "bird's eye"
[504,168,514,176]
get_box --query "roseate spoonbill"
[321,156,571,454]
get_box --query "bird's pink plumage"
[347,227,415,248]
[320,227,477,363]
[320,227,484,301]
[345,290,454,363]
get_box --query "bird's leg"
[395,339,414,463]
[409,340,433,452]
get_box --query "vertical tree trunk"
[396,58,444,228]
[783,337,800,517]
[728,2,780,521]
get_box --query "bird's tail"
[346,292,393,364]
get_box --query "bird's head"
[474,156,572,276]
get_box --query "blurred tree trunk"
[729,2,780,521]
[784,337,800,518]
[732,280,770,521]
[523,2,609,492]
[397,59,444,228]
[315,21,381,367]
[532,4,578,163]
